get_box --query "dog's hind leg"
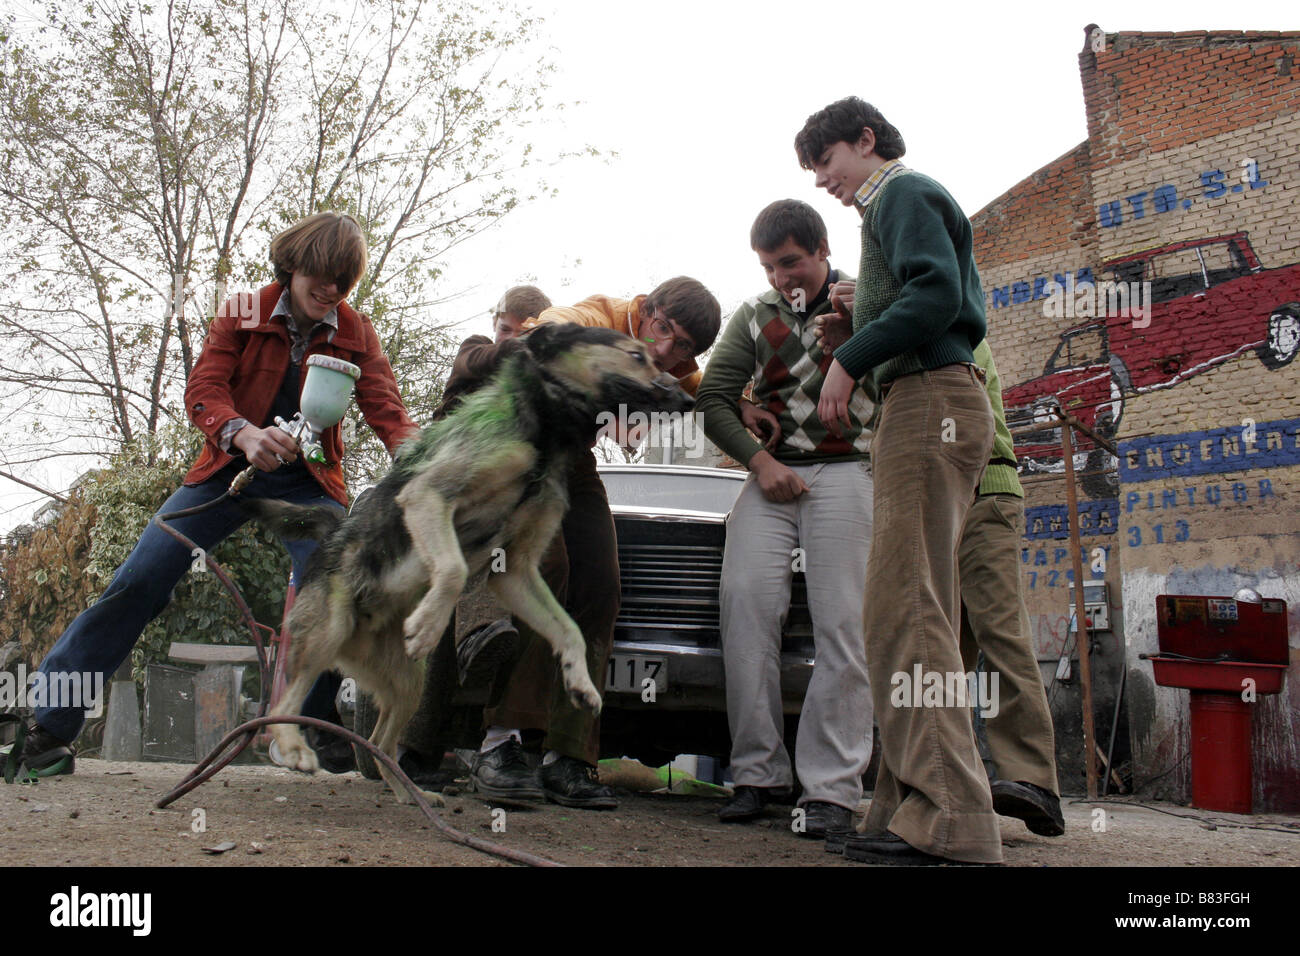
[355,652,444,806]
[489,563,602,715]
[268,671,321,773]
[269,577,355,773]
[394,479,467,660]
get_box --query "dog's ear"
[521,321,596,363]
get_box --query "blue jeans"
[36,464,344,743]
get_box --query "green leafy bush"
[2,425,292,684]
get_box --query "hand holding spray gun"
[228,354,362,494]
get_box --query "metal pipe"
[1058,410,1100,799]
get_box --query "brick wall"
[973,26,1300,810]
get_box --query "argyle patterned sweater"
[697,272,873,469]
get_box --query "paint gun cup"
[282,355,363,465]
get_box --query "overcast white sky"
[440,0,1299,337]
[2,0,1296,530]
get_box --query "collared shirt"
[803,267,837,316]
[218,290,341,451]
[854,159,908,210]
[270,289,340,363]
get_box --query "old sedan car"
[595,463,815,768]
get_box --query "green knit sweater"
[834,168,987,400]
[974,339,1023,497]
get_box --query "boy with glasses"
[460,278,722,807]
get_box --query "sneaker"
[307,726,356,774]
[539,756,618,810]
[469,738,544,804]
[456,619,519,687]
[12,723,74,779]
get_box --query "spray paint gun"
[230,354,362,494]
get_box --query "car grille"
[612,516,814,651]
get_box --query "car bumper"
[603,639,814,712]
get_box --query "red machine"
[1148,593,1289,814]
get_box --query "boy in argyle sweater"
[797,96,1001,864]
[696,200,875,838]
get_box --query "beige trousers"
[862,365,1002,864]
[958,493,1060,795]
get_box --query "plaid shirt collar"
[854,159,907,210]
[271,289,339,362]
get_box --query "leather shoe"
[824,824,856,854]
[470,738,544,804]
[398,749,455,790]
[990,779,1065,836]
[456,619,519,687]
[718,785,773,822]
[539,756,618,809]
[307,726,356,774]
[799,801,852,839]
[843,831,988,866]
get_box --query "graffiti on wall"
[996,231,1300,499]
[1095,160,1269,228]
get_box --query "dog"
[248,322,694,803]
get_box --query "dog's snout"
[647,374,691,413]
[650,372,693,412]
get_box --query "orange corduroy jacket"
[183,283,418,505]
[525,294,702,396]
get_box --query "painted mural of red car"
[1002,232,1300,496]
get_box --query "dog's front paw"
[403,631,434,660]
[560,657,602,715]
[403,604,448,660]
[271,732,321,774]
[421,789,447,808]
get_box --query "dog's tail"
[241,499,343,541]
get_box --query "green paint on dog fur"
[393,356,532,476]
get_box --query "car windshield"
[1045,326,1105,371]
[1145,247,1208,303]
[1199,240,1254,287]
[599,468,745,517]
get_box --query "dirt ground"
[3,757,1298,867]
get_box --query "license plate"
[605,655,668,693]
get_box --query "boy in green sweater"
[796,96,1000,864]
[822,288,1065,838]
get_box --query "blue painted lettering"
[1201,169,1226,198]
[1152,185,1178,212]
